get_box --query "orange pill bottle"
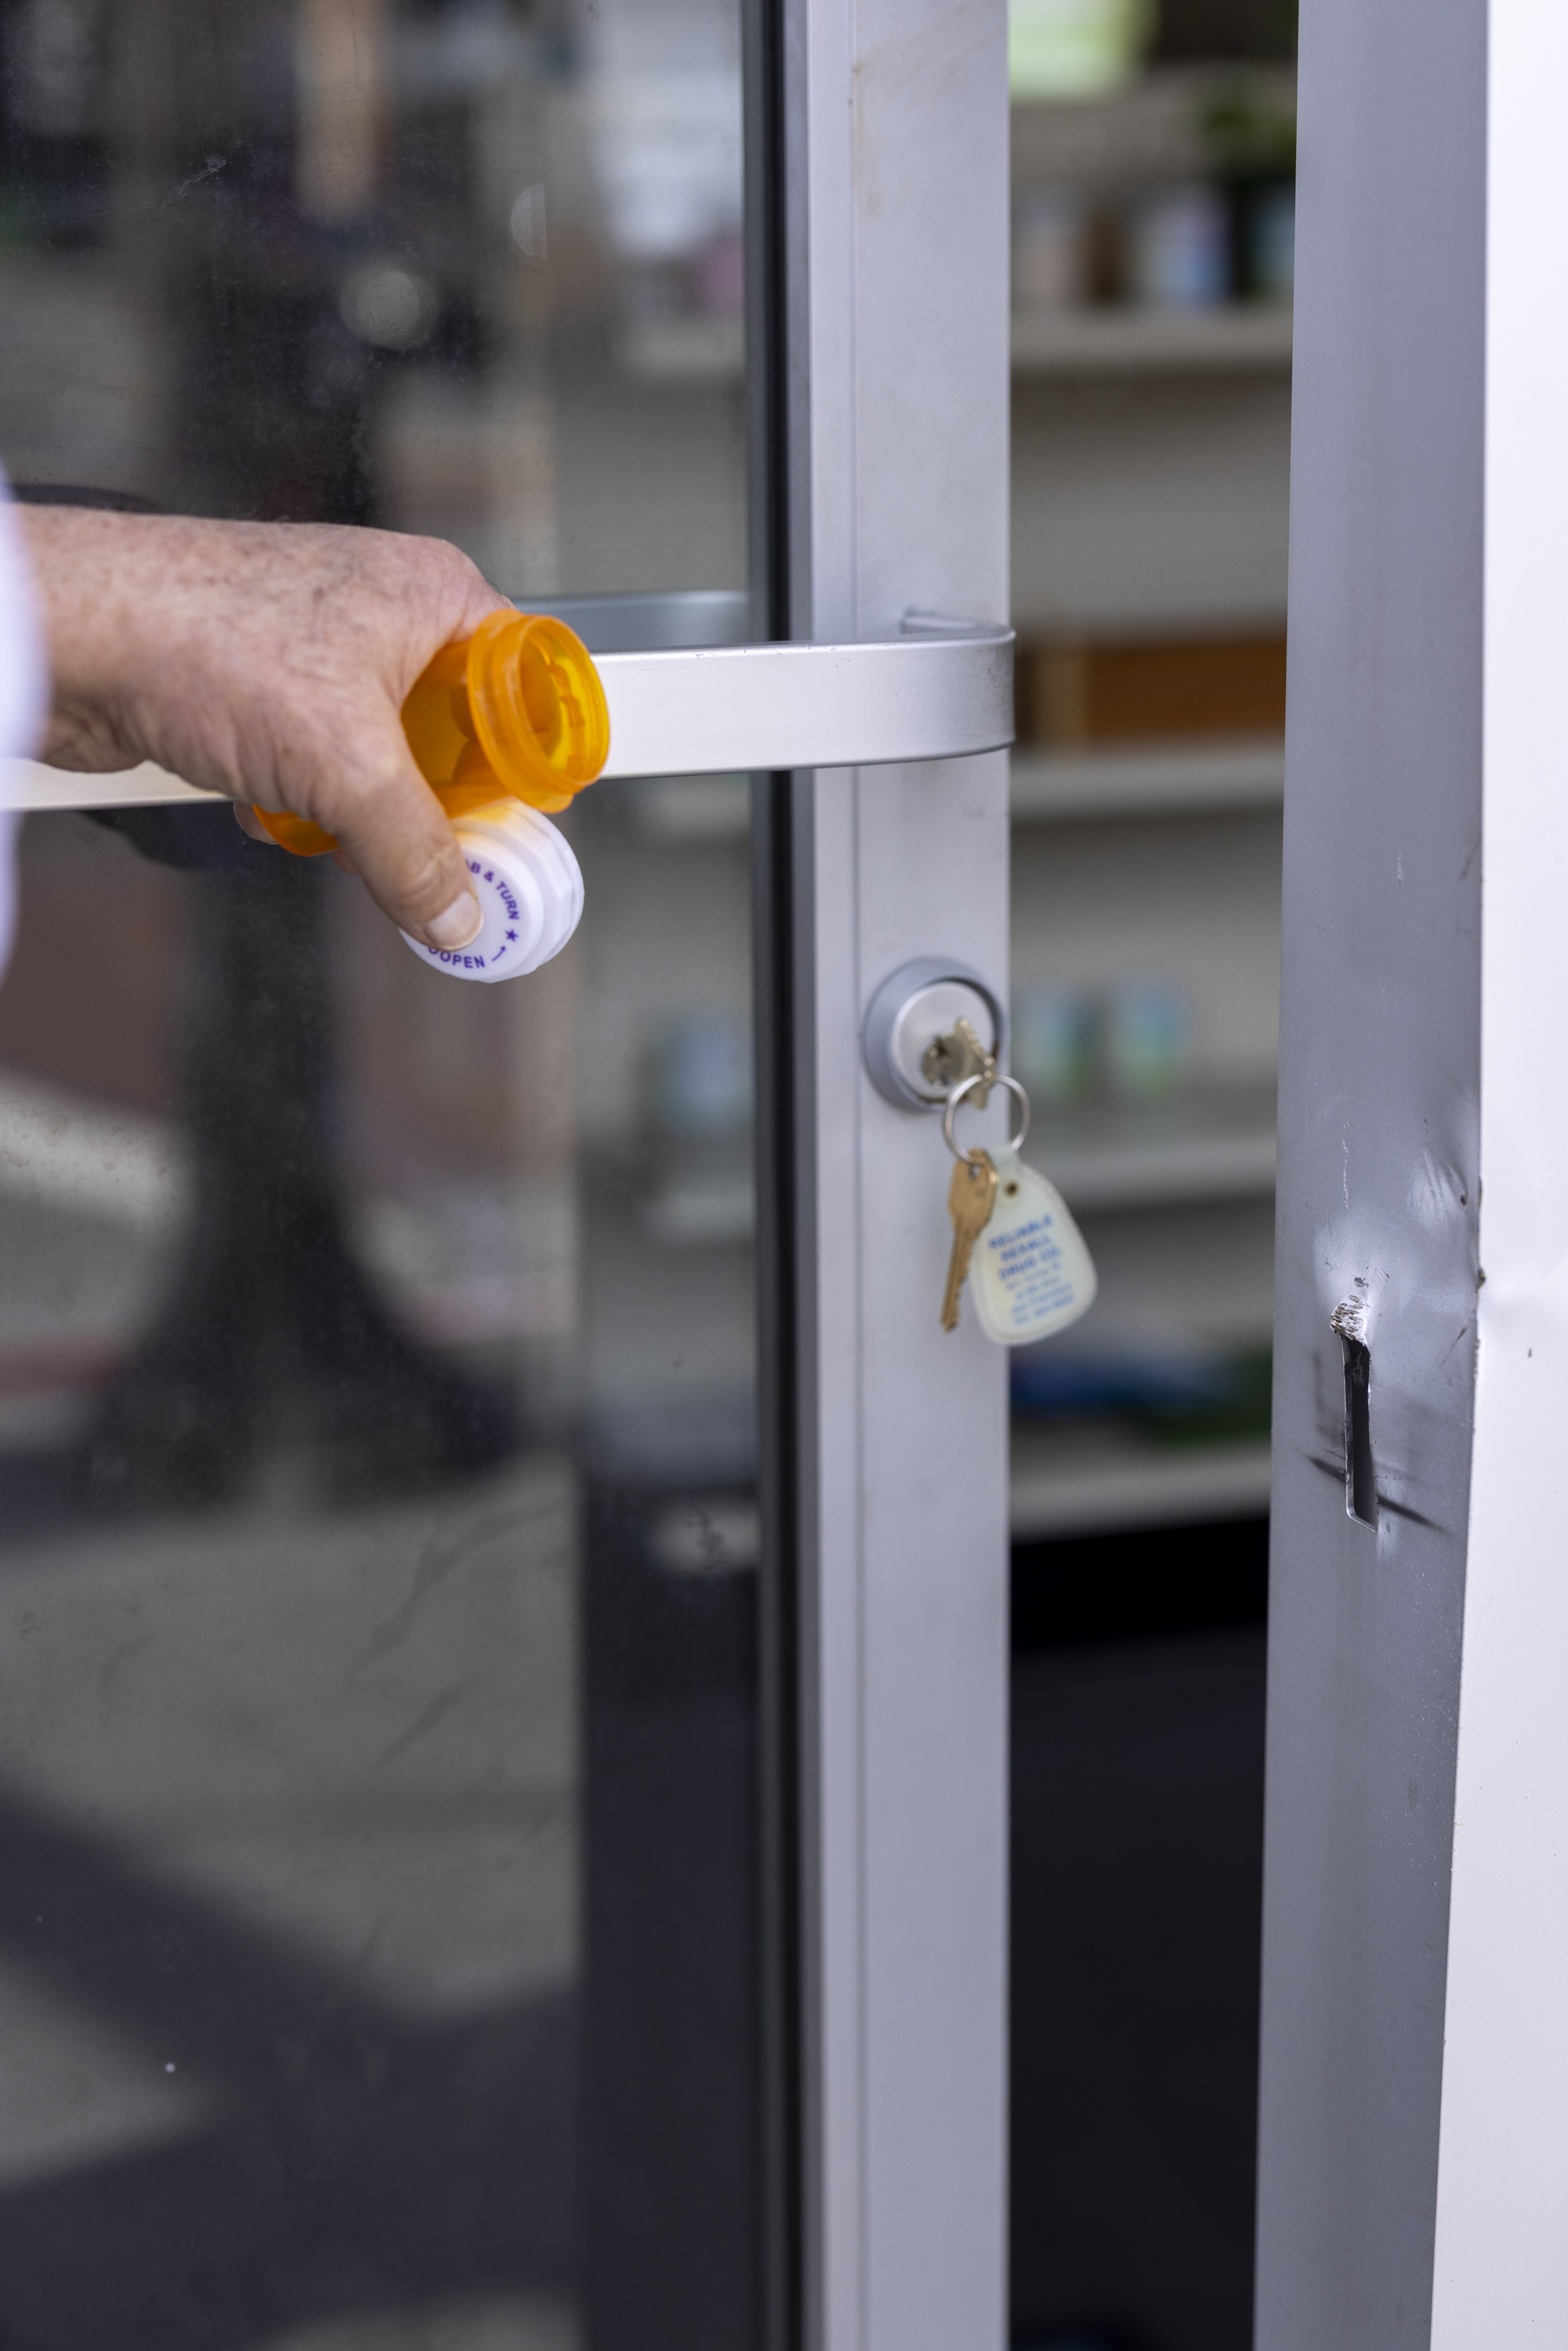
[255,609,610,857]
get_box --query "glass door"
[0,0,1012,2346]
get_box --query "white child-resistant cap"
[400,798,584,984]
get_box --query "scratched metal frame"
[1255,0,1486,2341]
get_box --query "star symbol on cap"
[505,929,519,942]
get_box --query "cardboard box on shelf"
[1019,630,1287,744]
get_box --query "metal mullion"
[779,2,1011,2350]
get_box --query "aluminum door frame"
[775,2,1011,2350]
[1258,0,1568,2340]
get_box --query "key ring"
[943,1070,1031,1165]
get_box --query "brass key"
[941,1149,999,1331]
[922,1015,997,1109]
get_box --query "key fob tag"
[969,1147,1096,1346]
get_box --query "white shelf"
[1010,1430,1272,1539]
[1010,738,1284,821]
[626,1095,1277,1244]
[616,306,1292,388]
[639,1172,754,1247]
[617,315,745,384]
[627,772,751,842]
[1012,306,1293,377]
[1040,1097,1276,1212]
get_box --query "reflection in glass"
[0,0,747,583]
[0,4,762,2346]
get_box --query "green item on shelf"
[1009,0,1155,101]
[1128,1348,1273,1449]
[1200,80,1298,179]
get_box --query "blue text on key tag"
[969,1146,1096,1347]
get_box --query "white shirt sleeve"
[0,483,48,981]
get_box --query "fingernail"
[425,890,483,951]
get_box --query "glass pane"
[0,3,762,2346]
[0,0,747,587]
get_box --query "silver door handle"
[0,606,1013,812]
[596,620,1013,779]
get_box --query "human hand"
[19,507,509,951]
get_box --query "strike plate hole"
[1339,1333,1377,1528]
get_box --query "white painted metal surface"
[1430,1,1568,2336]
[0,624,1013,810]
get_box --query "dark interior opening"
[1011,1514,1269,2351]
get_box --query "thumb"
[295,726,482,951]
